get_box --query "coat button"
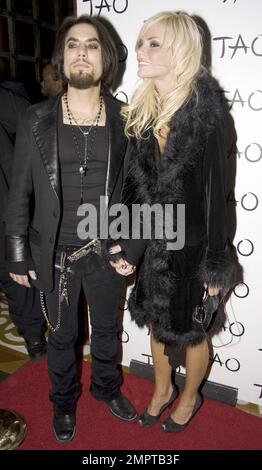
[53,211,58,219]
[49,237,53,244]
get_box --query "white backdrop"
[77,0,262,406]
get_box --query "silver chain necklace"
[64,93,103,136]
[63,93,103,204]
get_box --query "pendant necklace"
[63,93,103,204]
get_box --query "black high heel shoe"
[162,393,203,433]
[139,387,178,427]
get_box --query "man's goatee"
[69,71,100,89]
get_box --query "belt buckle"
[67,240,101,263]
[91,239,102,257]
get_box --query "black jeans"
[46,250,124,413]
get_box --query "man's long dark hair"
[52,15,118,92]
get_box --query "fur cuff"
[198,249,235,288]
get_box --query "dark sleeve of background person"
[0,83,31,136]
[0,84,31,225]
[0,84,31,187]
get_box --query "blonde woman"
[110,11,234,432]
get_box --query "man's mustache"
[71,60,91,66]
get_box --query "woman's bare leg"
[146,332,174,416]
[169,339,209,424]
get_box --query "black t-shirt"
[57,100,108,246]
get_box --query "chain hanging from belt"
[40,240,102,333]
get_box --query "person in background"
[41,63,63,98]
[5,15,136,444]
[110,11,234,433]
[0,81,46,360]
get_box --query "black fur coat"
[121,73,235,347]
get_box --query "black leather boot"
[107,393,137,421]
[53,411,76,443]
[25,336,47,361]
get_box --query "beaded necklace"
[63,93,103,204]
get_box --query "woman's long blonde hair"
[122,11,203,139]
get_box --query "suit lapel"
[32,96,61,201]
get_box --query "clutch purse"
[192,288,228,332]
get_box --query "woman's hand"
[109,244,136,276]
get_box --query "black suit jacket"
[5,93,128,292]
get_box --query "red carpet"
[0,360,261,450]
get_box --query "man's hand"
[9,271,37,288]
[109,244,136,277]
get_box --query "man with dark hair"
[5,16,136,443]
[40,63,63,98]
[0,82,47,360]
